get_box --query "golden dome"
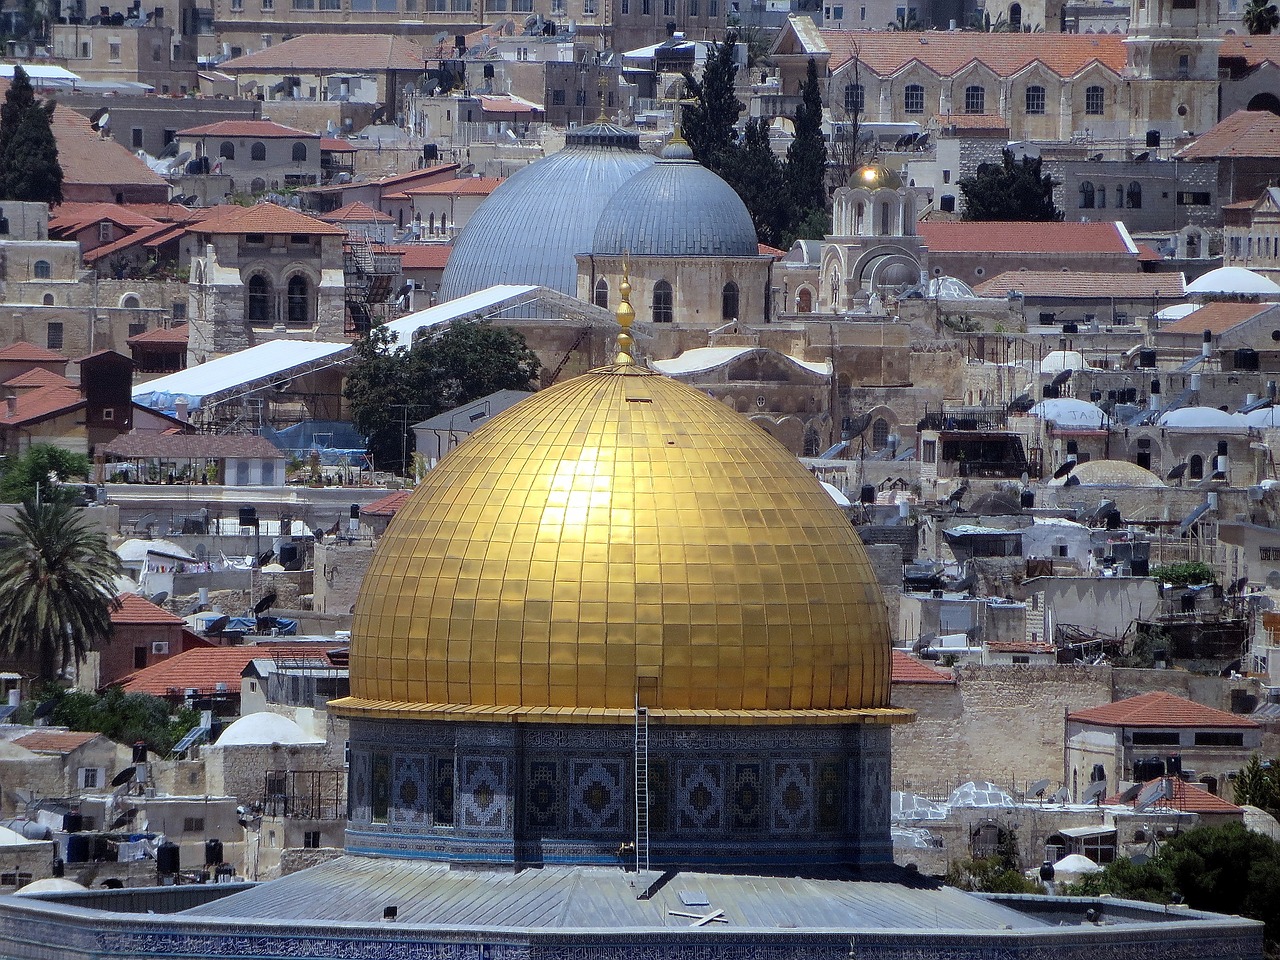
[334,365,906,726]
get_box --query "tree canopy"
[0,500,122,683]
[344,321,541,474]
[783,58,830,241]
[681,31,743,173]
[958,149,1062,222]
[16,685,201,754]
[1244,0,1279,34]
[0,65,64,205]
[0,443,91,504]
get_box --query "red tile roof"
[127,323,189,347]
[385,244,450,271]
[320,137,358,152]
[1135,243,1163,261]
[0,385,85,427]
[1069,691,1259,728]
[361,489,413,517]
[83,219,190,264]
[373,163,463,190]
[222,33,427,72]
[918,220,1136,255]
[1106,777,1243,815]
[1179,110,1280,160]
[50,105,168,189]
[2,368,74,389]
[822,30,1126,79]
[324,200,394,223]
[758,243,787,259]
[1220,35,1280,70]
[1158,301,1275,336]
[0,343,68,363]
[12,730,102,754]
[407,177,504,197]
[890,648,954,684]
[477,95,542,115]
[975,271,1181,299]
[180,120,317,139]
[49,203,160,235]
[117,643,343,696]
[111,593,185,626]
[195,203,346,236]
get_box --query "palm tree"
[1244,0,1279,33]
[0,501,122,684]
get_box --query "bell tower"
[1124,0,1220,139]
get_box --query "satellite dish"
[110,766,136,788]
[257,550,275,568]
[1117,783,1143,803]
[1050,786,1069,803]
[1050,368,1074,389]
[148,591,169,606]
[109,810,137,830]
[1229,575,1249,595]
[1028,778,1051,799]
[174,150,192,165]
[1268,570,1280,590]
[1052,459,1077,480]
[253,591,278,614]
[205,615,231,635]
[33,700,57,720]
[1082,780,1108,804]
[1166,462,1187,481]
[844,412,872,438]
[1064,475,1081,487]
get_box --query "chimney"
[174,397,188,422]
[1202,329,1212,358]
[5,394,16,417]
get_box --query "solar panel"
[170,724,210,756]
[0,705,16,723]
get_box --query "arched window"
[904,84,924,114]
[721,281,739,321]
[121,294,141,308]
[1025,85,1046,114]
[251,141,266,161]
[844,82,864,115]
[291,142,307,162]
[652,280,673,323]
[1085,85,1105,116]
[872,417,890,448]
[261,460,276,485]
[428,213,435,234]
[219,141,235,160]
[42,293,54,305]
[1126,181,1142,209]
[797,288,813,313]
[593,277,608,309]
[1189,454,1204,480]
[250,177,266,193]
[1097,184,1106,209]
[287,275,310,325]
[1115,184,1124,208]
[855,201,865,233]
[803,427,822,457]
[879,201,892,235]
[236,460,251,485]
[33,260,51,279]
[1079,181,1095,209]
[1009,1,1022,28]
[246,274,272,324]
[964,85,985,114]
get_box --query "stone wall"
[313,540,375,616]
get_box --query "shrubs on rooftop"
[17,685,201,755]
[1149,561,1217,588]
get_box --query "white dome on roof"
[15,878,87,895]
[1030,398,1110,428]
[1186,267,1280,296]
[820,481,852,507]
[1047,459,1165,487]
[1157,406,1248,431]
[1155,303,1197,321]
[1245,406,1280,428]
[1053,854,1102,875]
[216,712,324,747]
[1040,350,1094,374]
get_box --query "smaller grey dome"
[592,153,758,258]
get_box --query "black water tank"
[205,837,224,866]
[65,834,90,862]
[1063,322,1078,334]
[1138,348,1157,368]
[63,812,84,833]
[157,840,181,875]
[278,543,299,568]
[1130,557,1149,576]
[859,484,876,504]
[51,858,64,878]
[132,741,147,763]
[1167,755,1183,777]
[1020,490,1035,508]
[1146,129,1161,148]
[238,506,257,527]
[1235,348,1259,370]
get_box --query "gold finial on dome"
[615,262,635,365]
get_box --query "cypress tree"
[680,31,742,175]
[783,58,829,239]
[0,65,64,205]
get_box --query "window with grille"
[47,322,63,351]
[844,83,864,115]
[304,831,322,848]
[652,280,673,323]
[904,84,924,114]
[1085,85,1105,115]
[1025,85,1045,115]
[964,85,984,114]
[184,817,205,832]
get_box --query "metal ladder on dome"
[634,700,650,873]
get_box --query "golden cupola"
[335,298,907,727]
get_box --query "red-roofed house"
[94,594,212,690]
[3,729,127,811]
[407,177,504,241]
[1105,776,1244,823]
[321,201,395,243]
[1178,111,1280,204]
[1154,301,1280,370]
[890,649,954,685]
[1224,187,1280,286]
[1066,691,1260,801]
[917,221,1141,286]
[383,244,450,301]
[49,105,169,204]
[0,384,86,457]
[299,163,462,227]
[177,121,322,196]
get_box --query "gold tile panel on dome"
[332,288,912,726]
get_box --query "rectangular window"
[109,40,122,61]
[262,0,274,8]
[80,41,91,58]
[1178,191,1211,206]
[1194,731,1245,746]
[1131,731,1181,746]
[1,873,32,887]
[78,767,99,789]
[134,646,148,669]
[172,301,186,319]
[583,0,596,13]
[552,89,565,106]
[860,4,865,17]
[292,0,315,9]
[844,83,864,115]
[245,233,266,244]
[47,322,63,351]
[688,0,697,13]
[832,3,842,15]
[1025,85,1045,115]
[99,222,113,242]
[942,169,950,184]
[922,439,936,464]
[102,407,114,422]
[183,817,205,832]
[131,127,144,148]
[304,830,322,848]
[904,85,924,114]
[964,85,984,114]
[621,0,628,11]
[663,0,675,12]
[708,0,716,13]
[1012,655,1030,665]
[321,0,341,7]
[1085,86,1105,115]
[642,0,651,12]
[575,89,588,106]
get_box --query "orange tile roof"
[361,489,413,516]
[195,203,346,237]
[1135,243,1163,261]
[477,95,541,115]
[934,113,1010,133]
[49,203,160,235]
[111,593,185,626]
[1178,110,1280,160]
[180,120,317,139]
[0,342,68,363]
[0,385,85,427]
[385,244,451,270]
[975,271,1181,299]
[822,30,1126,79]
[759,243,787,259]
[117,643,343,696]
[918,220,1135,255]
[50,105,168,189]
[374,163,463,190]
[1220,35,1280,71]
[320,137,358,152]
[324,200,394,223]
[127,323,189,347]
[407,177,504,197]
[222,33,428,72]
[1158,301,1275,336]
[1068,690,1259,728]
[2,368,74,389]
[890,648,954,684]
[1106,777,1243,815]
[12,730,102,754]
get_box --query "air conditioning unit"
[152,641,170,655]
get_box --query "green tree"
[18,686,201,754]
[344,321,540,474]
[1244,0,1279,34]
[945,829,1042,893]
[721,117,789,248]
[0,501,122,683]
[958,150,1062,222]
[0,65,63,205]
[0,443,92,504]
[783,58,829,242]
[1149,561,1217,587]
[681,31,743,174]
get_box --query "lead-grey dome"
[591,144,758,257]
[438,122,655,300]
